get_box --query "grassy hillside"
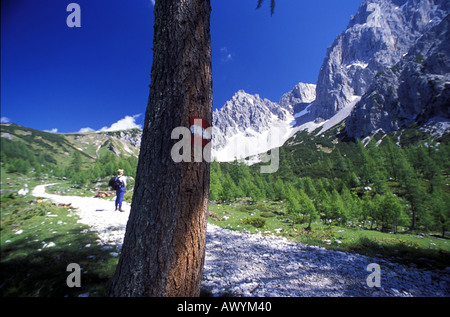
[1,123,140,188]
[1,123,92,169]
[1,123,140,170]
[208,201,450,269]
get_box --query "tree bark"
[109,0,212,297]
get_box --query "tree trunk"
[410,206,416,231]
[109,0,212,297]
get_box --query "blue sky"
[1,0,362,133]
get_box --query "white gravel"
[32,184,450,297]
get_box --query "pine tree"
[375,193,403,233]
[209,160,223,201]
[253,174,267,200]
[262,175,276,201]
[274,178,285,201]
[298,189,318,230]
[381,135,398,179]
[356,139,377,185]
[341,185,360,226]
[70,151,82,174]
[336,149,348,172]
[404,168,428,231]
[317,189,332,221]
[285,183,301,214]
[303,177,318,200]
[247,181,263,204]
[348,171,360,188]
[372,170,388,195]
[361,194,376,229]
[222,173,240,202]
[430,191,450,237]
[330,189,346,225]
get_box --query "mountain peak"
[310,0,449,121]
[212,82,316,162]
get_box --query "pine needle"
[256,0,275,16]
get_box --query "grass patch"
[45,183,95,197]
[343,228,450,269]
[1,196,118,297]
[209,200,289,233]
[209,200,450,270]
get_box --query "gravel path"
[32,184,130,247]
[32,184,450,297]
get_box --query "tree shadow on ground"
[1,228,117,297]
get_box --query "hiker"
[114,169,127,212]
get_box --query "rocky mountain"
[279,82,317,125]
[211,0,449,159]
[310,0,449,122]
[278,82,317,111]
[346,14,450,139]
[211,83,315,162]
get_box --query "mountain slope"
[210,0,449,163]
[310,0,449,121]
[1,122,141,169]
[211,83,316,163]
[66,129,141,158]
[346,14,450,139]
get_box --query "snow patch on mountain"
[212,112,297,163]
[317,96,362,135]
[211,84,316,163]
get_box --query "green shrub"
[238,205,255,213]
[254,203,272,213]
[260,212,275,218]
[241,217,266,228]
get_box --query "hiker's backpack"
[108,176,123,190]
